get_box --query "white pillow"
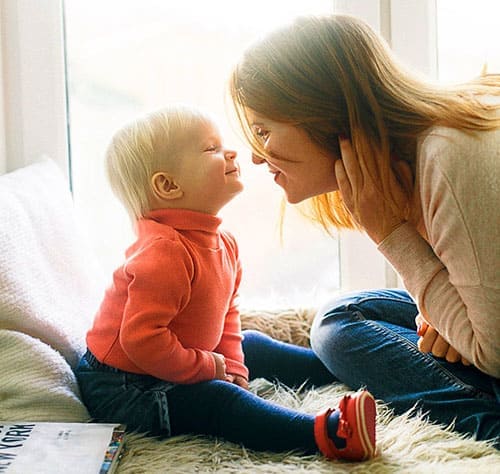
[0,158,103,368]
[0,329,90,421]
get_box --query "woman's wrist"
[369,220,407,245]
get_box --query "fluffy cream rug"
[117,309,500,473]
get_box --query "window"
[437,0,500,81]
[12,1,491,307]
[64,0,339,309]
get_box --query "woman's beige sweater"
[379,123,500,378]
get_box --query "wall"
[0,0,437,291]
[0,2,6,174]
[0,0,69,177]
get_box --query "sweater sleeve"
[378,128,500,378]
[213,233,249,380]
[120,238,216,383]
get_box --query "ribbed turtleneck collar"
[139,208,223,249]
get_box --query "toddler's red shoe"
[314,389,376,461]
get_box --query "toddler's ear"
[150,172,183,200]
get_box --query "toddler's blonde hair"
[105,105,212,221]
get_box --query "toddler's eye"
[204,145,218,152]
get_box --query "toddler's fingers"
[233,376,249,390]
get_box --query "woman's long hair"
[229,14,500,230]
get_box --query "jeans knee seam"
[346,296,416,309]
[363,318,482,398]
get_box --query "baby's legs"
[77,349,376,459]
[167,379,318,453]
[77,351,317,452]
[242,330,337,388]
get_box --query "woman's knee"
[310,289,406,361]
[310,302,357,359]
[311,289,417,346]
[310,290,369,343]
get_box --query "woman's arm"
[378,128,500,377]
[336,131,500,377]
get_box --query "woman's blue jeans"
[310,288,500,448]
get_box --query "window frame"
[334,0,437,290]
[1,0,437,293]
[0,0,69,178]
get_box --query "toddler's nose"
[225,149,237,160]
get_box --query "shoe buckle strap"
[337,418,352,439]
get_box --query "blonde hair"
[229,14,500,230]
[105,105,212,222]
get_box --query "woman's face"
[246,111,339,203]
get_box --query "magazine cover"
[0,422,125,474]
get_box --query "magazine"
[0,422,125,474]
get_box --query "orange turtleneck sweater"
[86,208,248,384]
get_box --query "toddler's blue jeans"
[75,330,336,453]
[310,288,499,448]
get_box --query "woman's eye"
[254,127,270,143]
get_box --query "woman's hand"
[415,314,470,365]
[335,137,410,244]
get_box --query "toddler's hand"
[212,352,231,381]
[231,375,249,390]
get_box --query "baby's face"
[173,119,244,214]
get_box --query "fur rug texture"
[117,309,499,473]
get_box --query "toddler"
[75,105,377,461]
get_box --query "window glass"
[64,0,339,309]
[437,0,500,81]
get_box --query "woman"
[229,14,500,447]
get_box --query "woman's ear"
[150,172,183,200]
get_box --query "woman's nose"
[251,153,266,165]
